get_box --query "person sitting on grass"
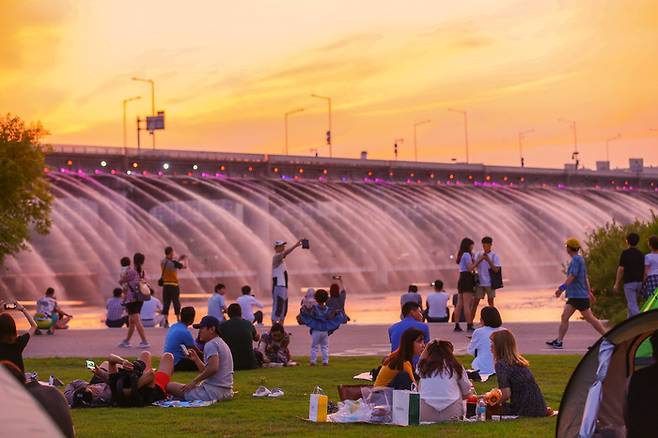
[208,283,227,321]
[90,351,173,407]
[35,287,72,335]
[1,360,74,438]
[417,339,473,423]
[374,328,425,390]
[388,302,430,366]
[0,300,38,372]
[163,306,201,372]
[105,288,127,328]
[257,323,296,367]
[467,306,505,376]
[236,285,264,325]
[491,329,548,417]
[218,304,260,370]
[140,289,164,328]
[167,315,234,402]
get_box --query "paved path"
[24,321,600,359]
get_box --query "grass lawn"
[25,355,579,437]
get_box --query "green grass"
[26,355,579,437]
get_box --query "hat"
[273,240,287,247]
[565,237,581,249]
[193,315,221,330]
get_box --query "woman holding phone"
[454,238,477,332]
[0,300,38,372]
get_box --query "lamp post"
[449,109,469,163]
[132,77,155,149]
[605,133,621,163]
[559,118,578,168]
[284,108,304,155]
[413,120,431,161]
[310,94,332,157]
[123,96,141,153]
[518,129,534,168]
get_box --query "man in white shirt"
[271,239,303,324]
[140,291,164,328]
[236,285,264,325]
[472,236,501,318]
[425,280,450,323]
[208,283,227,321]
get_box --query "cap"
[565,237,581,249]
[192,315,221,330]
[273,240,287,247]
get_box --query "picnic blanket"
[153,399,217,408]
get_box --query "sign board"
[629,158,643,173]
[147,111,165,132]
[596,161,610,171]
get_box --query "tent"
[0,367,64,437]
[556,309,658,438]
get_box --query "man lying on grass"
[166,315,234,402]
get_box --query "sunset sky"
[2,0,657,169]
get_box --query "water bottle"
[477,397,487,421]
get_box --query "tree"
[0,114,52,264]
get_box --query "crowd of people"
[1,231,658,435]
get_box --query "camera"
[3,303,17,310]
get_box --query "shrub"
[583,213,658,324]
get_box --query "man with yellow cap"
[546,238,606,349]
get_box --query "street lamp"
[284,108,304,155]
[449,109,469,163]
[558,118,578,168]
[310,94,332,157]
[413,120,431,161]
[605,133,621,163]
[132,77,155,149]
[393,138,404,160]
[518,129,534,168]
[123,96,141,152]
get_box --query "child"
[309,289,331,366]
[257,323,296,366]
[105,288,126,328]
[300,288,317,314]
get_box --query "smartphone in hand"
[301,239,310,249]
[180,344,189,356]
[3,303,17,310]
[86,360,96,370]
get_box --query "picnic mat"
[153,399,217,408]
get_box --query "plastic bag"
[328,399,373,423]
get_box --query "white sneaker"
[118,340,131,348]
[252,386,271,397]
[268,388,284,398]
[138,341,150,349]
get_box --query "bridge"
[46,144,657,190]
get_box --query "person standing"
[271,239,302,324]
[454,238,477,332]
[118,254,149,348]
[425,280,450,323]
[208,283,227,321]
[643,236,658,300]
[613,232,645,318]
[472,236,501,317]
[160,246,187,328]
[546,238,606,349]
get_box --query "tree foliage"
[584,213,658,324]
[0,114,52,264]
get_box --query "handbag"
[490,267,504,289]
[138,278,152,301]
[157,261,166,287]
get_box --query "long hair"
[417,339,463,379]
[329,283,340,298]
[383,328,424,371]
[133,252,145,274]
[491,329,529,367]
[0,314,18,344]
[456,238,474,265]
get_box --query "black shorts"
[125,301,144,315]
[567,298,590,311]
[457,272,476,293]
